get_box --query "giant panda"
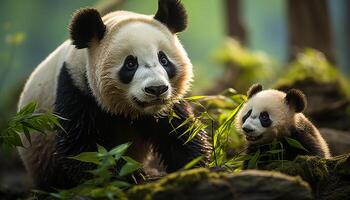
[17,0,211,191]
[236,84,330,167]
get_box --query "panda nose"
[145,85,168,96]
[243,127,254,133]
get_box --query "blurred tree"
[288,0,336,63]
[96,0,125,15]
[206,0,247,94]
[346,0,350,73]
[226,0,246,43]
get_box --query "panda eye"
[158,51,169,66]
[260,112,269,121]
[124,55,138,71]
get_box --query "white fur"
[237,90,294,145]
[106,22,180,113]
[17,10,194,178]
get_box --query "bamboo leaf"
[109,142,131,159]
[185,96,207,101]
[248,149,260,169]
[120,156,142,176]
[97,144,108,154]
[18,102,37,115]
[69,152,100,165]
[266,149,285,154]
[182,156,203,170]
[285,137,309,152]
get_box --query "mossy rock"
[276,79,350,130]
[127,168,312,200]
[274,49,350,130]
[264,154,350,200]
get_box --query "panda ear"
[69,8,106,49]
[154,0,188,33]
[285,89,307,113]
[247,84,263,99]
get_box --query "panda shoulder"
[294,114,318,137]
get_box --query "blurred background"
[0,0,349,198]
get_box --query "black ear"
[247,84,263,99]
[285,89,307,113]
[154,0,188,33]
[69,8,106,49]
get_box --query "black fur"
[247,84,263,99]
[285,89,307,113]
[242,109,252,124]
[48,63,211,190]
[244,119,328,169]
[69,8,106,49]
[154,0,188,33]
[158,51,176,79]
[259,111,272,128]
[119,55,139,84]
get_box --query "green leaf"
[69,152,100,165]
[110,180,131,188]
[119,156,142,176]
[285,137,309,152]
[266,149,285,154]
[122,156,141,165]
[109,142,131,159]
[97,144,108,154]
[18,102,37,115]
[185,123,207,144]
[170,117,191,134]
[22,126,32,145]
[7,131,23,147]
[248,149,260,169]
[185,96,207,101]
[182,156,203,170]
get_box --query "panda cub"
[236,84,330,165]
[17,0,211,191]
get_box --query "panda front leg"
[138,102,212,172]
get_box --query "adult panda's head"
[69,0,192,116]
[236,84,307,145]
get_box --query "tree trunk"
[226,0,246,43]
[288,0,335,63]
[206,0,246,94]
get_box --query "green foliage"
[170,90,246,170]
[285,137,309,152]
[214,38,276,92]
[182,156,204,170]
[0,102,61,149]
[274,49,350,96]
[47,142,142,200]
[5,32,26,46]
[244,137,310,169]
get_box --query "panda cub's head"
[69,0,192,116]
[236,84,307,145]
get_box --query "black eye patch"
[119,55,138,84]
[158,51,176,79]
[259,111,272,127]
[242,109,252,123]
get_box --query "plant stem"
[211,119,218,167]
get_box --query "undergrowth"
[2,93,312,199]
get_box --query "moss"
[265,156,329,186]
[127,168,217,200]
[265,154,350,199]
[127,168,313,200]
[329,154,350,177]
[274,49,350,97]
[127,155,350,200]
